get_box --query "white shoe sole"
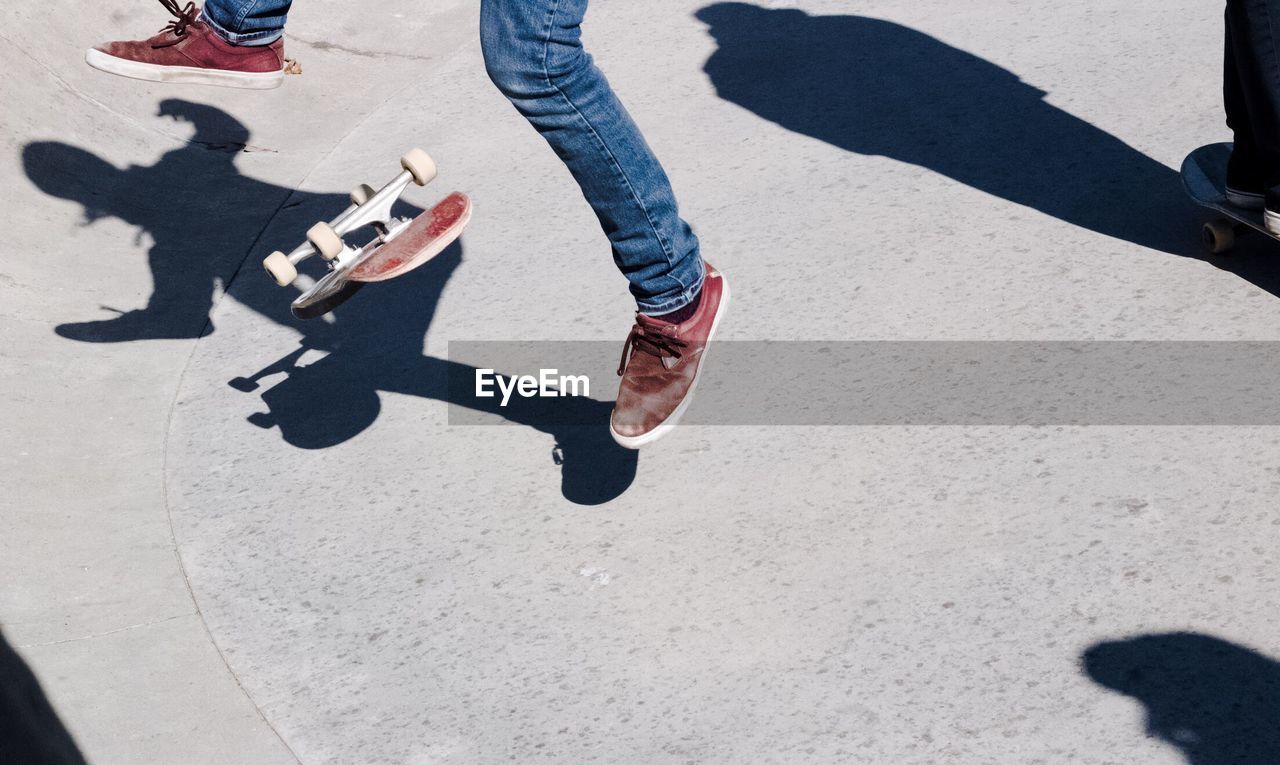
[85,48,283,90]
[1266,209,1280,237]
[609,274,732,450]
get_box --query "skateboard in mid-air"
[263,148,472,319]
[1181,142,1276,256]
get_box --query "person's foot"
[610,264,730,449]
[86,2,284,90]
[1226,144,1266,210]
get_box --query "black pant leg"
[1225,0,1280,193]
[1225,10,1257,158]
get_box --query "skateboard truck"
[262,148,472,319]
[262,148,437,286]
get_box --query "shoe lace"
[153,0,200,47]
[617,321,687,376]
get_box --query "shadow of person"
[694,4,1280,295]
[0,630,86,765]
[23,99,638,504]
[1084,632,1280,764]
[22,99,323,342]
[232,243,638,506]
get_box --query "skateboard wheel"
[263,251,298,286]
[350,183,375,206]
[307,221,344,261]
[1203,220,1236,255]
[401,148,437,186]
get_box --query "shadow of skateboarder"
[0,631,86,765]
[695,3,1280,296]
[23,99,636,505]
[1085,632,1280,764]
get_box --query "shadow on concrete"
[22,99,636,505]
[695,3,1280,297]
[0,631,86,765]
[24,99,292,342]
[229,246,637,506]
[1084,632,1280,764]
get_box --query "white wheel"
[1203,220,1236,255]
[263,251,298,286]
[307,221,344,261]
[350,183,375,206]
[400,148,437,186]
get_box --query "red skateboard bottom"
[349,192,472,282]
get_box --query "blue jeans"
[202,0,704,312]
[480,0,704,314]
[202,0,291,46]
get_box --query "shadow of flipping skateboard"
[1182,142,1277,256]
[263,148,472,319]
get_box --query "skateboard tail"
[1180,143,1276,253]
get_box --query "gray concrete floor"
[4,1,1280,763]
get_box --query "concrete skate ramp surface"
[8,1,1280,763]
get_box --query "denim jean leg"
[480,0,704,315]
[203,0,292,46]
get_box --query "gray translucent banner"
[445,342,1280,426]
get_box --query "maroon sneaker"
[610,263,730,449]
[86,2,284,90]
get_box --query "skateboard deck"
[262,148,471,319]
[291,192,471,319]
[349,192,470,282]
[1181,142,1274,255]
